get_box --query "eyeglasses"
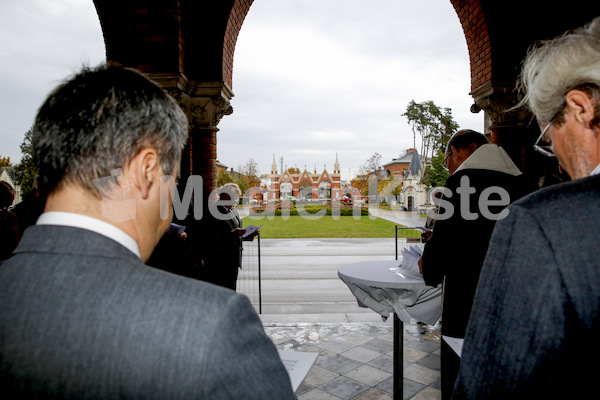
[534,108,563,157]
[442,150,452,170]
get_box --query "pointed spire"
[271,154,277,174]
[334,153,340,173]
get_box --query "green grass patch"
[243,214,422,239]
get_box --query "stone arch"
[93,0,600,198]
[318,180,332,200]
[298,180,313,200]
[223,0,254,88]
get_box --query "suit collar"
[15,225,142,262]
[37,212,140,258]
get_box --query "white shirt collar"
[590,163,600,176]
[454,144,522,176]
[36,212,141,258]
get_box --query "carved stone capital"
[470,82,531,134]
[188,81,234,129]
[146,75,234,130]
[146,72,190,105]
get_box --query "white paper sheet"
[442,335,464,358]
[277,350,319,391]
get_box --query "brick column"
[187,82,234,206]
[470,82,531,170]
[147,74,233,208]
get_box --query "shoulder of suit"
[511,174,600,212]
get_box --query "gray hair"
[218,182,242,197]
[517,16,600,125]
[32,65,189,196]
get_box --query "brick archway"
[93,0,600,193]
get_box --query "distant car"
[285,196,297,202]
[340,196,353,205]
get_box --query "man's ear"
[129,148,160,200]
[565,89,596,127]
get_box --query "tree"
[15,128,38,198]
[359,152,382,175]
[286,167,300,174]
[235,158,261,195]
[353,153,383,196]
[0,156,12,169]
[422,149,450,188]
[379,174,402,198]
[217,169,234,187]
[402,100,458,175]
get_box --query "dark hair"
[0,181,15,210]
[447,129,488,153]
[32,64,189,196]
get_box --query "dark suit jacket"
[196,206,244,290]
[0,225,295,399]
[453,175,600,399]
[421,168,526,338]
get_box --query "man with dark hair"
[0,65,295,399]
[453,16,600,399]
[418,129,525,399]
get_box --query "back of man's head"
[32,65,189,197]
[447,129,488,155]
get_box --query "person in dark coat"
[197,184,258,290]
[418,129,527,399]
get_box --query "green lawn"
[243,214,421,239]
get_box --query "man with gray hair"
[453,16,600,399]
[0,65,295,399]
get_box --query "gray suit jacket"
[0,225,296,399]
[452,174,600,399]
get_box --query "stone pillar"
[470,82,533,172]
[149,75,234,273]
[187,82,234,203]
[147,75,233,205]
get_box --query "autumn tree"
[0,156,12,169]
[352,153,384,197]
[235,158,261,195]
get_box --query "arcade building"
[268,154,342,201]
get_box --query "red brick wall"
[451,0,491,91]
[223,0,254,88]
[190,129,218,197]
[96,0,184,75]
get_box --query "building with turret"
[383,149,429,211]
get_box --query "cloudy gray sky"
[0,0,482,181]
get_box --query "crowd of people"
[0,15,599,399]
